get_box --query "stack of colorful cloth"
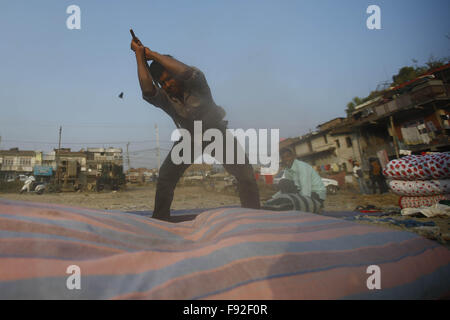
[383,152,450,209]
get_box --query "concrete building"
[126,167,157,183]
[0,148,38,181]
[56,148,87,171]
[41,151,57,169]
[86,148,123,176]
[0,146,125,184]
[280,118,357,175]
[331,63,450,172]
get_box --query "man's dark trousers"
[152,126,261,221]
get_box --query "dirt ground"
[1,183,449,246]
[0,182,401,211]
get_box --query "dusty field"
[0,183,400,212]
[1,183,449,246]
[0,183,240,211]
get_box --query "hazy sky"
[1,0,449,168]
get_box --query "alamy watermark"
[170,121,280,173]
[66,265,81,290]
[66,5,81,30]
[366,5,381,30]
[366,265,381,290]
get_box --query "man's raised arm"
[132,38,157,97]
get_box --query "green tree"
[345,97,363,116]
[352,96,363,105]
[346,102,355,116]
[392,66,419,86]
[425,55,449,70]
[391,56,449,86]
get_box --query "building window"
[346,137,353,148]
[335,139,340,148]
[19,158,31,166]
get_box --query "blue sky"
[0,0,449,168]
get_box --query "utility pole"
[126,142,131,170]
[155,124,160,170]
[58,126,62,150]
[56,126,62,186]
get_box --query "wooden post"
[389,116,400,159]
[432,102,444,131]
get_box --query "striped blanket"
[262,193,322,213]
[1,198,449,299]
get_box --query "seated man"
[264,148,326,213]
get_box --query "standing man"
[131,35,260,221]
[352,160,368,194]
[369,158,387,194]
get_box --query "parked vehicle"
[322,178,339,195]
[20,176,46,195]
[7,175,31,183]
[18,175,29,182]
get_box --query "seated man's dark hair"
[280,148,295,156]
[149,55,173,87]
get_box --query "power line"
[0,122,170,129]
[1,139,173,145]
[128,148,171,155]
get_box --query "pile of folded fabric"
[383,152,450,209]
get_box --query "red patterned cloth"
[399,194,450,209]
[383,153,450,181]
[389,179,450,196]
